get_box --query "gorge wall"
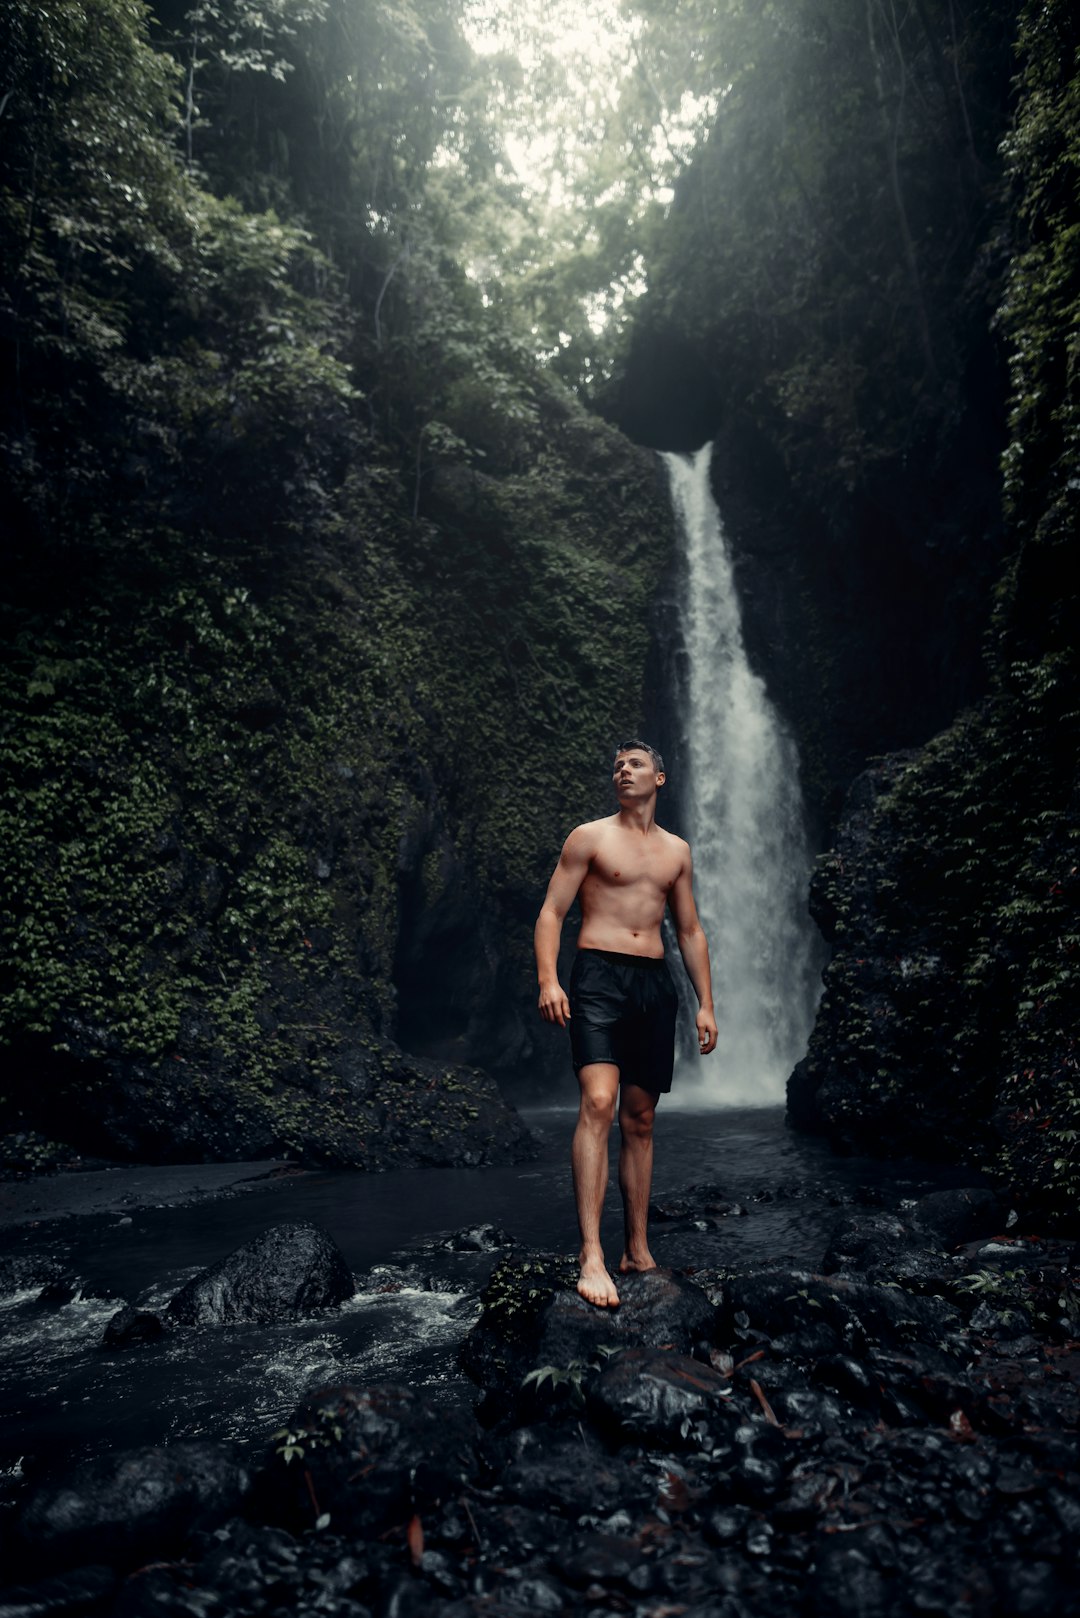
[0,0,672,1166]
[2,0,1077,1217]
[602,0,1080,1219]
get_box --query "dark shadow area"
[596,326,723,452]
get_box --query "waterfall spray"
[663,445,822,1103]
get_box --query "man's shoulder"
[652,821,687,842]
[564,815,615,847]
[656,825,691,862]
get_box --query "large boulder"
[460,1252,719,1415]
[538,1266,719,1366]
[167,1222,354,1325]
[15,1442,252,1572]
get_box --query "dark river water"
[0,1106,973,1482]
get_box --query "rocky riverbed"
[1,1179,1079,1618]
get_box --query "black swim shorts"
[568,948,679,1093]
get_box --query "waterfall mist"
[662,445,823,1106]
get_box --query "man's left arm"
[669,850,718,1056]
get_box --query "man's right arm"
[534,825,594,1028]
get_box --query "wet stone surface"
[1,1183,1080,1616]
[166,1221,355,1326]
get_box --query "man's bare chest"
[587,842,680,895]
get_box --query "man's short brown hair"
[613,739,665,774]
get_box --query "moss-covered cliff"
[0,0,672,1165]
[788,0,1080,1221]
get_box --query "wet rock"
[773,1468,836,1525]
[9,1221,1080,1618]
[539,1268,717,1367]
[872,1247,961,1296]
[417,1548,464,1597]
[553,1531,641,1591]
[863,1348,982,1425]
[729,1447,786,1507]
[102,1303,166,1347]
[703,1502,755,1545]
[877,1385,931,1427]
[968,1298,1033,1337]
[709,1419,795,1510]
[16,1442,252,1572]
[812,1353,879,1407]
[587,1347,733,1450]
[0,1256,75,1298]
[0,1563,117,1615]
[911,1188,1003,1246]
[439,1223,515,1252]
[770,1386,848,1437]
[34,1277,82,1306]
[256,1383,479,1537]
[112,1518,374,1617]
[811,1541,893,1618]
[461,1252,718,1413]
[986,1559,1060,1617]
[649,1182,743,1224]
[720,1269,964,1360]
[770,1323,839,1361]
[821,1211,917,1274]
[1047,1484,1080,1538]
[498,1425,648,1518]
[166,1222,354,1325]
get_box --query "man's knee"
[578,1070,618,1130]
[619,1096,656,1138]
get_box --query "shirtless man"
[534,740,718,1308]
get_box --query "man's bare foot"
[619,1248,657,1274]
[578,1251,620,1308]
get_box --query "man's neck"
[615,800,658,835]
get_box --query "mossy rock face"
[789,715,1079,1224]
[11,1028,534,1170]
[0,0,673,1170]
[0,384,668,1167]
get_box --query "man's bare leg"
[618,1081,659,1273]
[572,1064,621,1307]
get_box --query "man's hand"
[696,1007,718,1055]
[538,980,571,1028]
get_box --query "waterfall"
[662,444,822,1104]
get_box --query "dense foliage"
[0,0,670,1162]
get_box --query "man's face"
[613,750,665,798]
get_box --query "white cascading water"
[662,444,822,1104]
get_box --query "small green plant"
[521,1343,619,1408]
[522,1360,590,1408]
[269,1402,345,1464]
[956,1268,1023,1299]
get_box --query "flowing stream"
[0,1110,971,1485]
[663,446,823,1104]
